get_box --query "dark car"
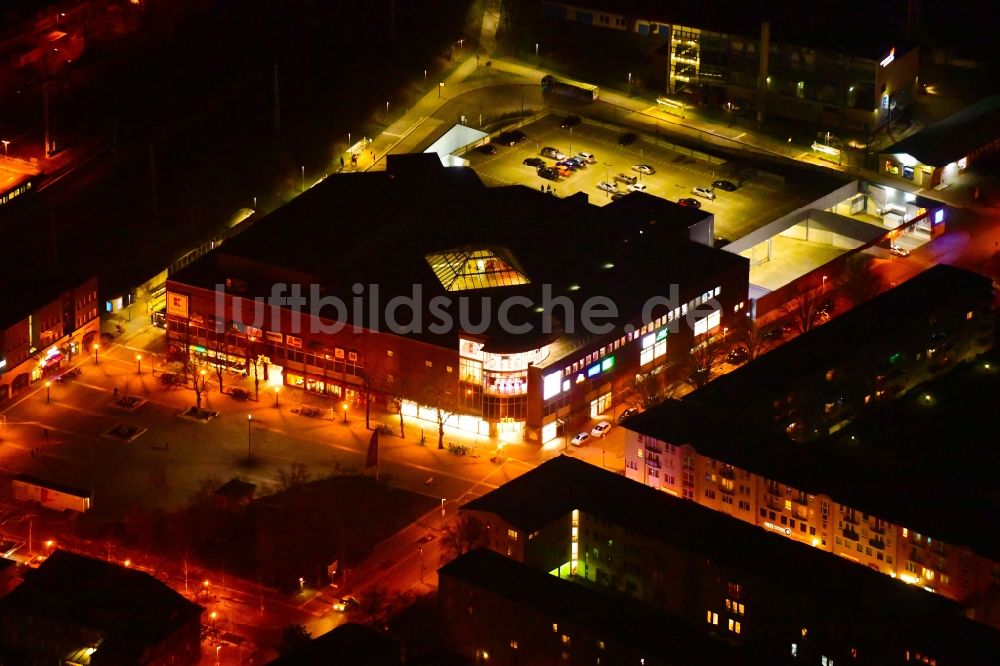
[523,157,545,167]
[678,197,702,208]
[556,159,579,171]
[712,179,738,191]
[560,115,581,129]
[474,143,497,155]
[538,166,560,181]
[617,407,640,424]
[611,191,628,201]
[727,347,749,364]
[619,132,638,145]
[497,130,526,146]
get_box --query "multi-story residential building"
[0,274,99,401]
[460,456,1000,664]
[540,1,919,130]
[440,548,765,666]
[623,265,999,625]
[166,154,748,443]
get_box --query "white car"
[576,152,596,164]
[591,421,612,438]
[632,164,656,175]
[597,181,618,193]
[570,432,590,446]
[692,186,716,200]
[627,182,647,193]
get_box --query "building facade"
[0,276,99,401]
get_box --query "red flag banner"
[366,429,379,469]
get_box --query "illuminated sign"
[586,364,601,378]
[764,521,793,536]
[543,372,562,400]
[601,356,615,371]
[166,292,189,318]
[934,209,945,225]
[0,358,6,370]
[880,47,895,67]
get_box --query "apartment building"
[460,456,1000,664]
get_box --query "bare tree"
[741,318,766,361]
[785,280,826,334]
[441,514,488,561]
[633,370,666,409]
[275,462,311,492]
[686,336,723,388]
[839,254,884,306]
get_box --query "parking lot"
[465,114,827,242]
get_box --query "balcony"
[842,528,860,541]
[719,466,735,480]
[871,524,886,535]
[843,513,859,526]
[869,538,886,550]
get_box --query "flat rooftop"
[885,94,1000,166]
[172,154,747,350]
[463,456,998,659]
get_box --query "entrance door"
[590,392,612,417]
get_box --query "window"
[446,365,453,373]
[425,360,433,367]
[791,643,798,657]
[508,529,519,541]
[728,618,741,634]
[387,350,394,357]
[552,623,558,633]
[561,634,571,646]
[706,610,719,625]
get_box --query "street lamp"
[386,100,389,114]
[247,414,253,462]
[136,354,142,374]
[1,140,8,156]
[342,401,348,423]
[438,82,444,98]
[199,369,206,391]
[45,381,51,404]
[424,69,427,82]
[419,546,424,582]
[93,343,100,365]
[274,385,280,407]
[301,165,305,192]
[535,43,539,57]
[822,275,828,288]
[440,498,446,516]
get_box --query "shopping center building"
[165,154,748,443]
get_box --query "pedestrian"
[371,151,375,161]
[540,184,545,192]
[340,155,345,169]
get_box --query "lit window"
[791,643,798,657]
[598,641,605,650]
[446,365,453,373]
[966,311,973,320]
[387,350,394,357]
[552,623,558,632]
[510,640,518,649]
[561,634,571,646]
[508,529,519,541]
[728,618,741,634]
[425,360,433,367]
[706,610,719,625]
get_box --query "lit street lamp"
[274,385,280,407]
[419,546,424,582]
[93,343,100,365]
[535,43,539,57]
[247,414,253,462]
[1,140,8,156]
[45,381,51,404]
[438,82,444,98]
[342,401,348,423]
[440,498,446,516]
[423,69,427,82]
[301,165,305,193]
[136,354,142,374]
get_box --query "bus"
[541,75,599,102]
[12,474,92,513]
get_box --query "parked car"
[333,595,358,612]
[540,147,566,160]
[678,197,701,208]
[692,186,716,200]
[556,159,579,171]
[614,172,638,185]
[553,165,573,178]
[727,346,749,364]
[627,182,648,193]
[570,432,590,446]
[474,143,497,155]
[617,407,639,424]
[523,157,545,167]
[497,130,526,146]
[230,387,250,401]
[618,132,638,145]
[712,179,738,191]
[611,192,628,201]
[560,115,581,128]
[890,244,910,257]
[576,151,596,164]
[538,166,560,181]
[591,421,612,438]
[632,164,656,175]
[597,181,618,193]
[564,156,586,168]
